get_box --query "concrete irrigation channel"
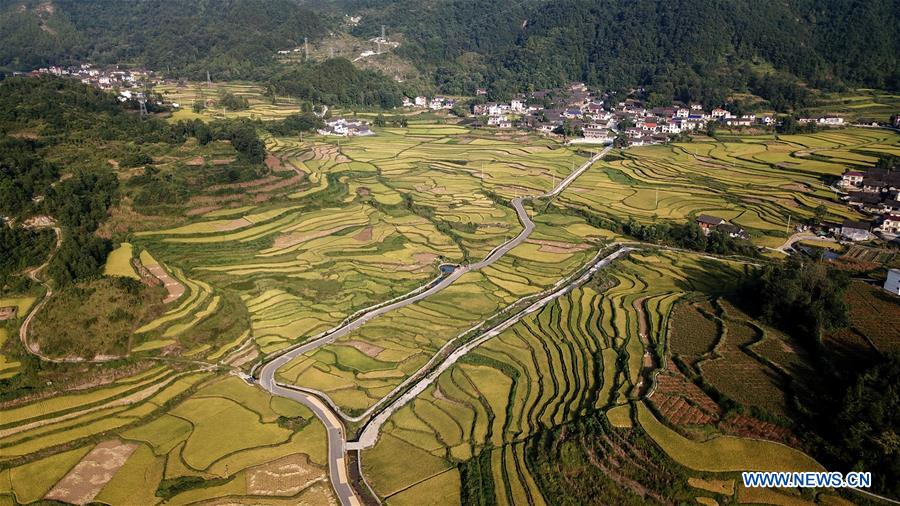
[255,146,612,506]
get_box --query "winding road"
[17,225,66,363]
[256,146,611,505]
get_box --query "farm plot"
[336,127,591,259]
[103,242,140,279]
[276,216,600,416]
[361,251,746,502]
[0,374,333,505]
[158,81,306,123]
[558,128,899,247]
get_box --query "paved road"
[350,245,633,449]
[768,231,837,254]
[259,374,361,506]
[255,147,609,505]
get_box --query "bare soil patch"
[208,175,280,192]
[272,224,355,249]
[249,174,306,193]
[217,218,253,232]
[344,340,384,358]
[186,206,220,216]
[45,440,137,505]
[0,306,17,321]
[246,453,325,496]
[185,156,205,166]
[529,239,590,254]
[413,253,438,266]
[146,264,185,304]
[188,194,244,206]
[650,371,720,426]
[719,413,801,447]
[226,345,259,369]
[352,226,373,242]
[266,154,286,171]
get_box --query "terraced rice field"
[157,82,307,122]
[361,251,749,502]
[5,118,878,505]
[559,128,899,247]
[129,124,592,361]
[275,215,603,416]
[0,372,332,505]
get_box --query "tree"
[374,114,386,127]
[740,257,849,346]
[830,354,900,497]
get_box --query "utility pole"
[330,47,334,59]
[206,70,211,88]
[786,214,792,235]
[655,188,659,208]
[381,25,386,40]
[304,37,309,61]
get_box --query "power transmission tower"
[206,71,211,88]
[330,47,334,59]
[381,25,386,40]
[304,37,309,61]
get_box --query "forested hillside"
[347,0,899,99]
[1,0,897,104]
[0,0,327,79]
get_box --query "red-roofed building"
[841,170,864,188]
[877,214,900,234]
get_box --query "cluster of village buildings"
[317,117,374,137]
[839,167,900,238]
[402,83,849,146]
[27,64,164,104]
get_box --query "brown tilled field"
[246,453,326,496]
[668,301,719,362]
[44,440,137,505]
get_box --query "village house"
[818,117,845,126]
[583,126,613,143]
[318,118,374,137]
[885,269,900,295]
[840,219,872,241]
[876,213,900,234]
[841,170,865,188]
[725,117,753,127]
[695,215,748,238]
[414,96,427,107]
[717,223,749,240]
[695,215,726,234]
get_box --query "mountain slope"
[345,0,899,95]
[0,0,327,79]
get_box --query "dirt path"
[632,296,657,397]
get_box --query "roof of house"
[696,215,725,225]
[842,219,871,230]
[844,171,864,177]
[717,223,746,235]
